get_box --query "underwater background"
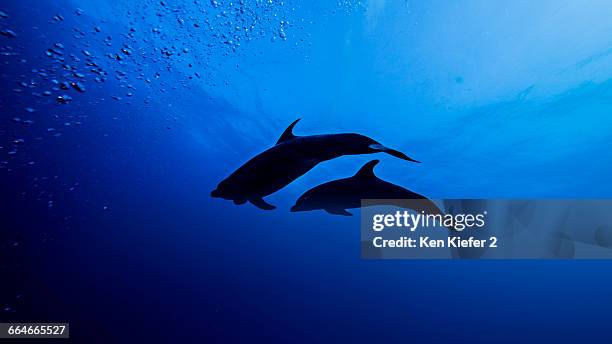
[2,0,612,342]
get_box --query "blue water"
[2,0,612,342]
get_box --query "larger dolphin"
[211,119,419,210]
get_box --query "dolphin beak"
[370,144,420,163]
[211,189,221,198]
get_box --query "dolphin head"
[211,188,222,198]
[211,179,237,200]
[290,191,318,212]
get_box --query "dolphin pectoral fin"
[250,198,277,210]
[325,208,353,216]
[233,199,247,205]
[369,144,420,163]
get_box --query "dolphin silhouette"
[211,119,419,210]
[290,159,441,216]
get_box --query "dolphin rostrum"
[211,119,419,210]
[290,159,442,216]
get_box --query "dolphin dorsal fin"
[354,160,380,179]
[276,118,301,144]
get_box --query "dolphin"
[290,159,442,217]
[211,119,419,210]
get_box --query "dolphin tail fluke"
[369,144,420,163]
[325,208,353,216]
[386,148,420,163]
[250,198,276,210]
[420,199,458,232]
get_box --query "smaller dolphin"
[290,160,442,217]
